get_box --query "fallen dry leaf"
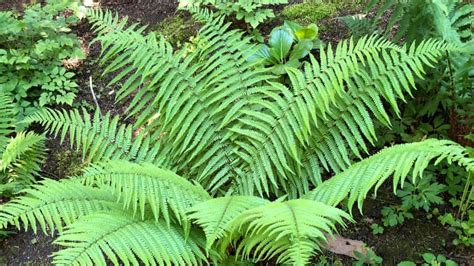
[325,235,368,259]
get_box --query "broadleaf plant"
[249,21,321,74]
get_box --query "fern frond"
[188,196,268,250]
[305,139,474,212]
[24,108,164,165]
[81,160,211,225]
[186,6,217,23]
[0,92,16,152]
[0,132,46,193]
[87,9,273,194]
[228,199,351,265]
[53,210,208,266]
[232,37,456,197]
[0,179,119,235]
[297,38,456,175]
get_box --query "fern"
[228,199,350,265]
[53,210,208,266]
[0,92,15,151]
[230,38,457,196]
[81,160,211,224]
[0,164,211,265]
[88,8,460,197]
[0,92,46,195]
[24,108,165,166]
[187,139,473,264]
[87,9,273,193]
[1,6,473,266]
[343,0,473,43]
[305,139,474,211]
[188,196,269,250]
[1,132,46,187]
[0,179,119,234]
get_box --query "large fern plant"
[1,7,473,265]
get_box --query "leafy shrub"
[439,211,474,246]
[0,1,84,120]
[0,7,473,266]
[281,2,337,25]
[398,174,446,212]
[179,0,288,29]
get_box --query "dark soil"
[0,0,473,265]
[344,188,474,265]
[101,0,178,25]
[0,230,57,265]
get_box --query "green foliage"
[227,200,350,265]
[0,0,84,119]
[0,164,350,265]
[81,160,211,225]
[249,21,320,74]
[154,13,199,47]
[85,9,465,198]
[281,2,337,26]
[370,223,384,235]
[0,92,46,196]
[439,211,473,246]
[381,205,413,227]
[188,196,269,250]
[24,108,165,165]
[345,0,473,44]
[398,253,458,266]
[1,6,474,265]
[354,247,383,265]
[397,174,446,212]
[53,211,208,265]
[421,253,457,266]
[180,0,288,28]
[305,140,473,211]
[344,1,472,129]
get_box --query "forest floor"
[0,0,472,265]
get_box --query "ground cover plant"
[0,0,85,121]
[0,0,472,265]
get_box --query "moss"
[281,2,338,26]
[154,13,198,47]
[52,149,85,177]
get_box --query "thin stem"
[89,76,103,118]
[458,171,472,220]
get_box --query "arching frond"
[232,37,457,197]
[0,131,46,193]
[53,211,208,266]
[81,160,211,224]
[0,179,119,234]
[87,9,273,194]
[305,139,474,212]
[228,199,351,265]
[0,92,46,194]
[188,196,269,250]
[24,108,165,165]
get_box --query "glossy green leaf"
[269,28,293,61]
